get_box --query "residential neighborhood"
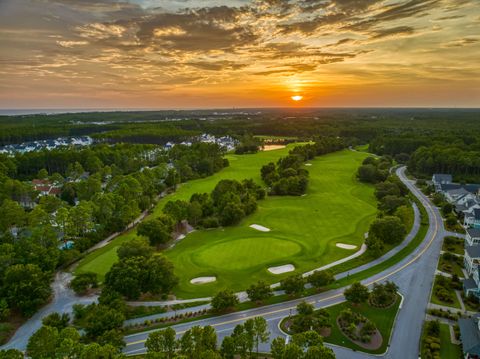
[432,173,480,357]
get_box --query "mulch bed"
[336,317,383,350]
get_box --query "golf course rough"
[75,146,377,298]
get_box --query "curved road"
[123,166,447,358]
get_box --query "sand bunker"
[268,264,295,274]
[190,276,216,284]
[250,224,271,232]
[262,145,286,151]
[336,243,357,250]
[305,163,312,166]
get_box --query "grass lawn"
[75,147,376,298]
[74,230,137,282]
[431,276,462,309]
[438,254,464,278]
[442,237,464,256]
[282,296,401,355]
[439,323,462,359]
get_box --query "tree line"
[357,156,411,257]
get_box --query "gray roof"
[433,174,452,183]
[440,183,480,194]
[447,188,471,197]
[459,317,480,355]
[468,228,480,239]
[464,277,478,291]
[476,209,480,220]
[466,245,480,258]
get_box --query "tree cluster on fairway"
[234,133,262,154]
[104,238,178,300]
[357,157,410,257]
[163,178,266,228]
[261,138,344,196]
[137,214,175,247]
[356,156,391,184]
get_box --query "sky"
[0,0,479,109]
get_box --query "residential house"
[446,188,476,203]
[439,183,480,197]
[467,228,480,246]
[432,174,452,191]
[459,315,480,358]
[455,200,480,217]
[465,209,480,229]
[465,245,480,276]
[32,179,61,197]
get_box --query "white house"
[465,209,480,229]
[432,174,452,191]
[466,228,480,246]
[465,245,480,276]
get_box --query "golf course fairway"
[75,146,377,298]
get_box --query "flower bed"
[337,309,383,350]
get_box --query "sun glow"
[291,95,303,101]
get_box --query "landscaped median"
[279,293,402,355]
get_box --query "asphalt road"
[122,166,448,358]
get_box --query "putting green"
[193,236,303,271]
[75,146,377,298]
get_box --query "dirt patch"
[268,264,295,274]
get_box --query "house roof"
[464,277,478,291]
[32,179,51,185]
[466,245,480,258]
[433,174,452,183]
[459,317,480,355]
[440,183,480,195]
[468,228,480,239]
[446,188,471,197]
[476,209,480,220]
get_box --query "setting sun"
[291,95,303,102]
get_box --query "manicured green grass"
[439,323,462,359]
[167,150,376,298]
[74,230,137,282]
[75,147,376,298]
[281,296,401,355]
